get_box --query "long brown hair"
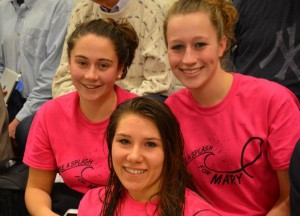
[101,97,197,216]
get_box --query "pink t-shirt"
[78,187,220,215]
[166,73,300,215]
[23,86,137,193]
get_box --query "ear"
[218,36,227,58]
[116,64,124,80]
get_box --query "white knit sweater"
[52,0,176,97]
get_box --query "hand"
[2,89,7,95]
[8,118,20,139]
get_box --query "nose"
[84,66,99,80]
[126,145,143,163]
[182,47,196,64]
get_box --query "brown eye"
[78,61,86,65]
[195,42,206,48]
[119,139,130,145]
[145,142,157,148]
[171,44,184,51]
[98,63,109,70]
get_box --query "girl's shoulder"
[184,189,221,216]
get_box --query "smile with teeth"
[181,67,202,74]
[83,84,100,89]
[125,167,147,174]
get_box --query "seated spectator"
[23,18,138,215]
[0,84,14,160]
[164,0,300,215]
[0,0,73,156]
[78,97,220,215]
[230,0,300,102]
[52,0,176,101]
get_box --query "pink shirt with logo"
[166,73,300,215]
[78,187,220,215]
[24,85,137,193]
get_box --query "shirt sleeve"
[52,6,80,98]
[267,89,300,170]
[129,1,175,96]
[78,187,103,216]
[23,104,57,170]
[16,2,72,121]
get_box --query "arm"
[129,1,174,96]
[51,25,75,98]
[132,42,174,96]
[15,3,71,122]
[266,169,290,216]
[8,2,72,138]
[25,168,58,216]
[8,118,19,139]
[265,89,300,215]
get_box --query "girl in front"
[78,97,220,215]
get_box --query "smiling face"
[112,113,164,202]
[69,33,122,103]
[166,12,226,91]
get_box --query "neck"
[127,190,159,203]
[94,0,119,9]
[191,69,233,107]
[79,90,117,122]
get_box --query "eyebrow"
[115,133,162,141]
[74,55,113,63]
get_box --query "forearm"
[25,168,57,216]
[267,169,291,216]
[128,60,174,96]
[267,196,290,216]
[25,187,58,216]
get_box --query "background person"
[230,0,300,102]
[23,18,138,215]
[164,0,300,215]
[0,83,14,160]
[0,0,73,142]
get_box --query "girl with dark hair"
[23,18,138,215]
[78,97,220,215]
